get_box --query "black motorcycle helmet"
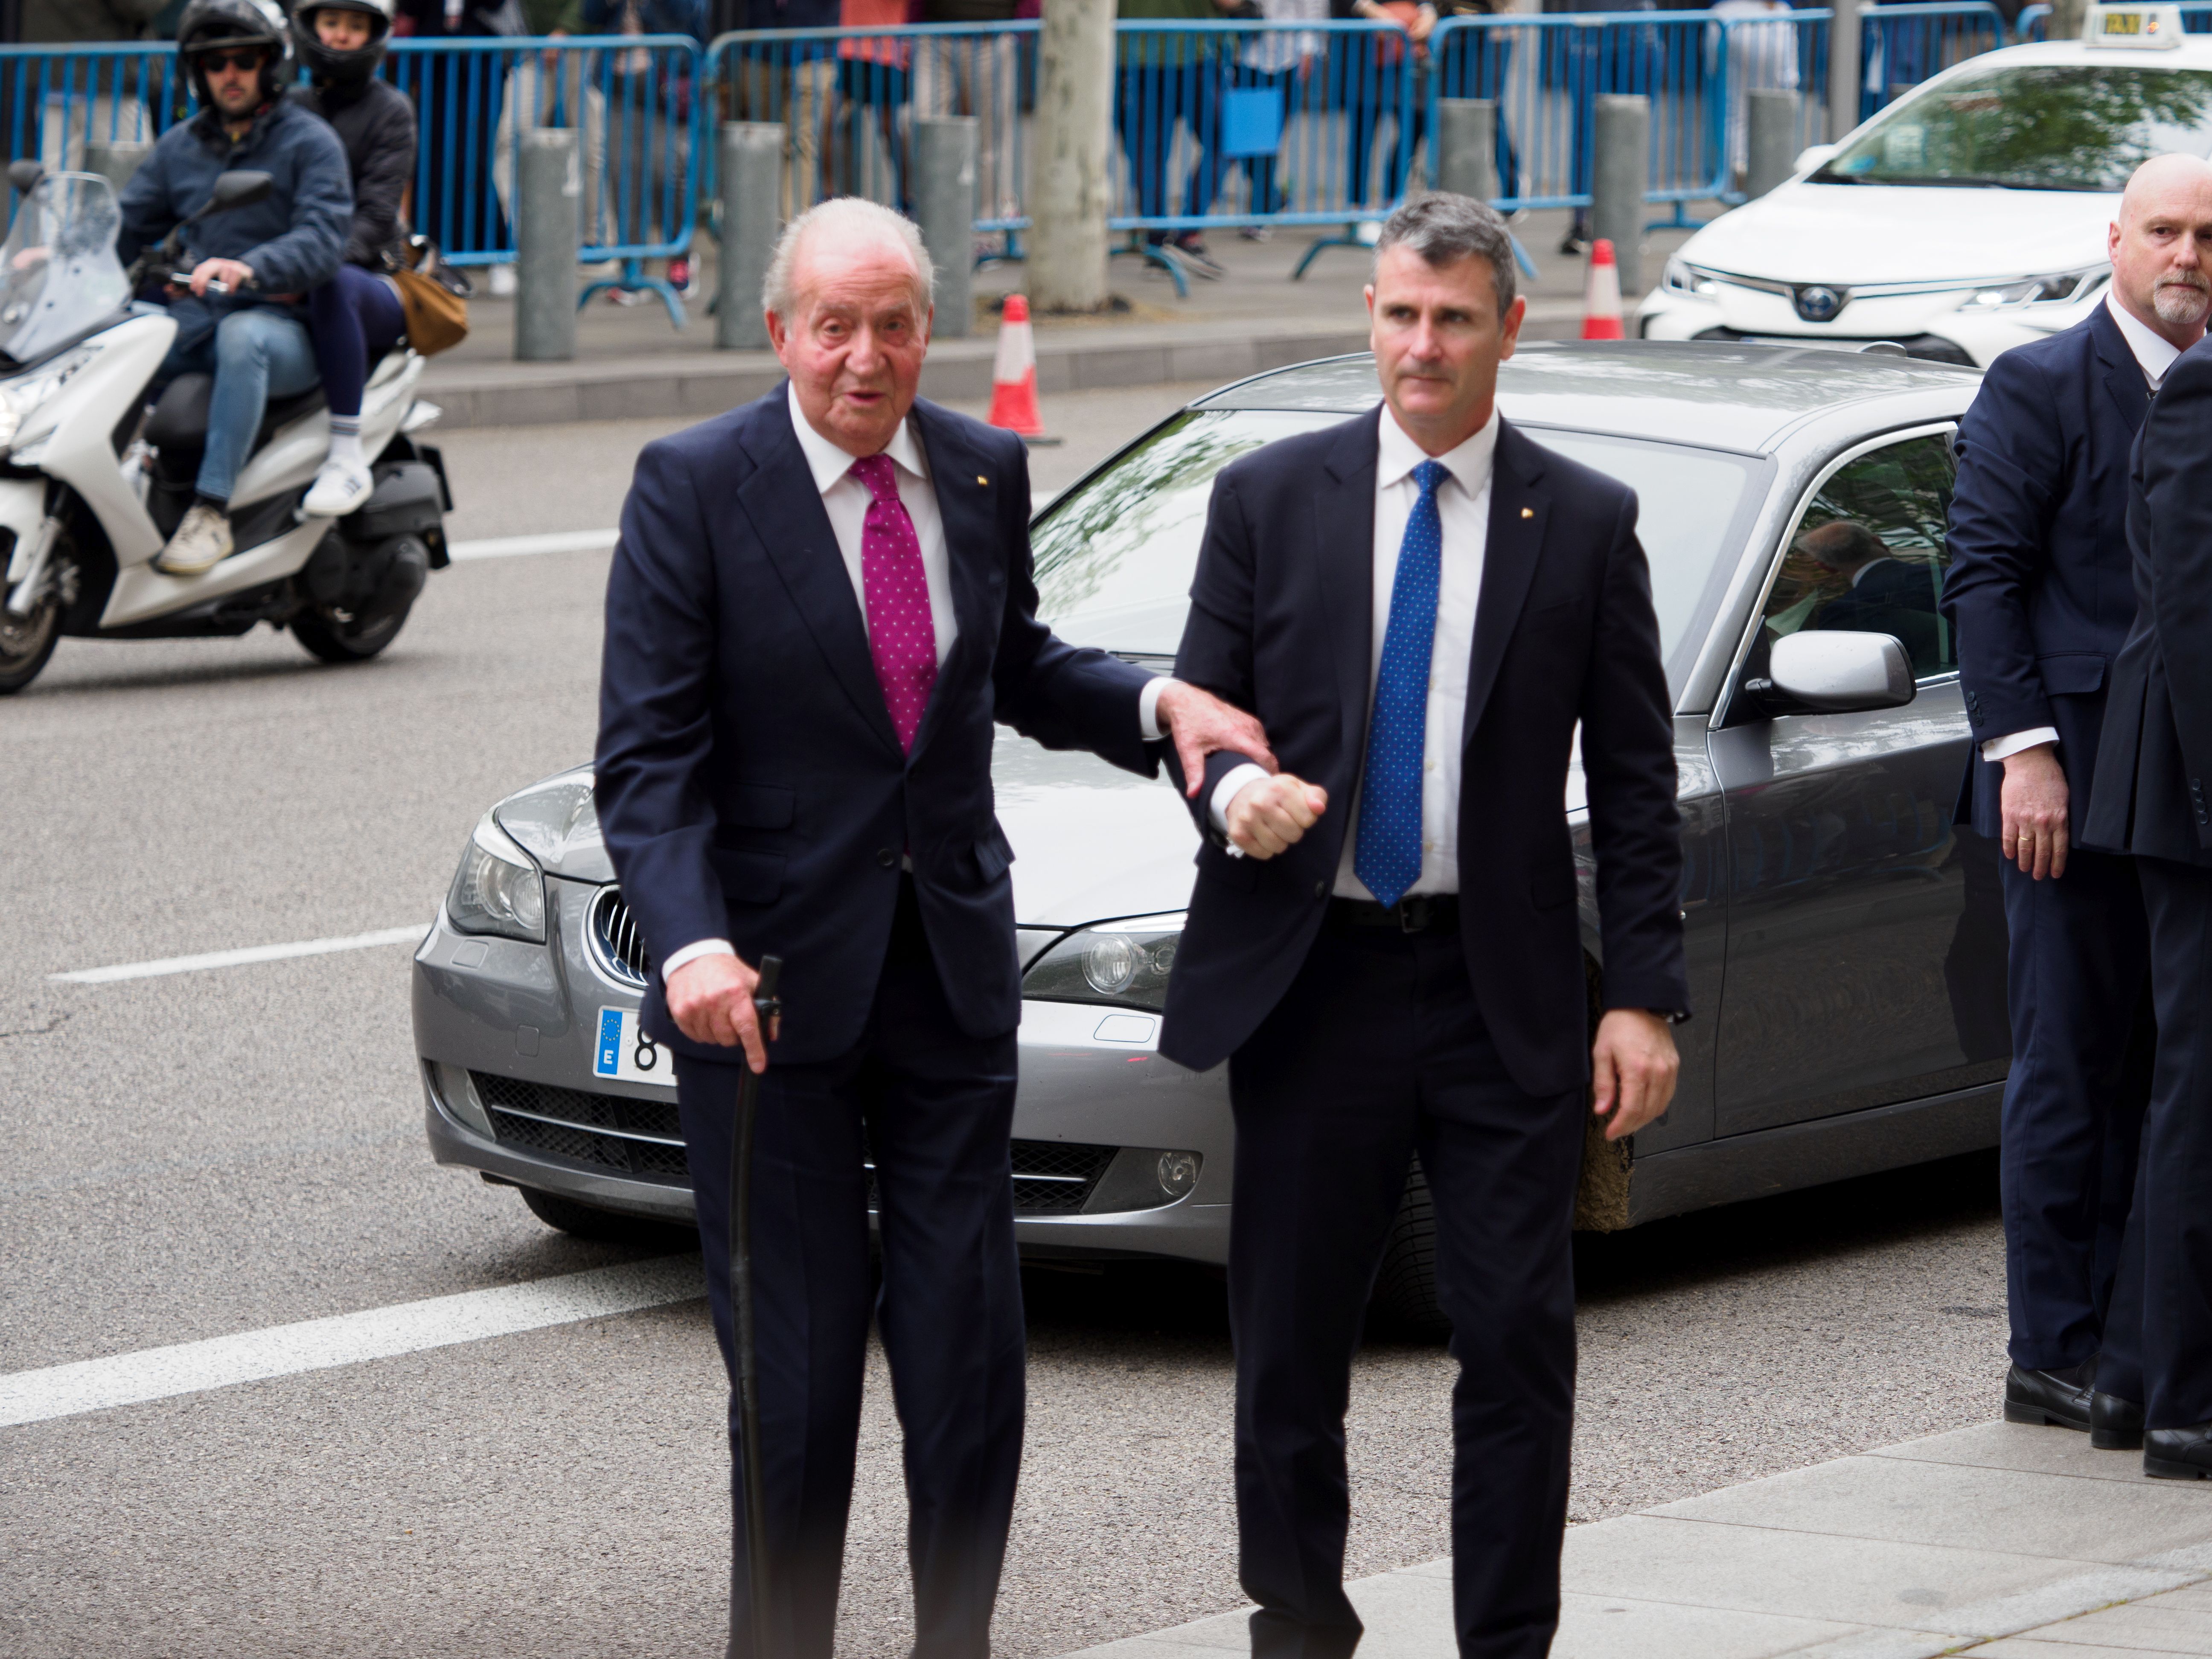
[293,0,393,87]
[176,0,295,111]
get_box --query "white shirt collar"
[2107,289,2184,389]
[786,381,932,496]
[1376,402,1501,499]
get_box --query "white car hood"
[1689,183,2112,287]
[995,730,1203,928]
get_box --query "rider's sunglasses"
[193,47,269,73]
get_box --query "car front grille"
[587,886,652,988]
[472,1068,1115,1213]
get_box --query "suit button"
[1314,879,1327,899]
[877,848,896,868]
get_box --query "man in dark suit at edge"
[1941,154,2212,1449]
[1158,193,1688,1658]
[592,197,1270,1658]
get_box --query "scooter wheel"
[292,601,409,664]
[0,591,60,694]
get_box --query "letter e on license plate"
[594,1005,675,1089]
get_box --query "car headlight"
[1956,266,2105,312]
[1662,256,1719,298]
[1020,911,1185,1012]
[445,808,545,943]
[0,346,96,452]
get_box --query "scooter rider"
[117,0,352,576]
[291,0,416,518]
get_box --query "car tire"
[1371,1160,1450,1341]
[518,1185,696,1248]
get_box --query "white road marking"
[51,924,429,985]
[448,527,619,561]
[0,1256,704,1429]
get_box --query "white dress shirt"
[1213,405,1500,900]
[1977,294,2183,767]
[663,390,1167,980]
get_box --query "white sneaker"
[154,503,233,576]
[488,262,517,298]
[304,455,374,518]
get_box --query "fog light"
[1157,1151,1199,1199]
[431,1059,494,1137]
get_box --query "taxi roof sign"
[2084,4,2185,47]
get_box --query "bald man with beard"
[1942,153,2212,1454]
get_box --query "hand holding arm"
[1153,678,1278,798]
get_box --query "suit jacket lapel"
[1320,410,1381,766]
[732,393,904,760]
[1462,420,1548,751]
[904,401,994,763]
[2092,303,2153,432]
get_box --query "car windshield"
[0,172,129,367]
[1031,407,1763,695]
[1811,62,2212,192]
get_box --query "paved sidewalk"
[1062,1421,2212,1659]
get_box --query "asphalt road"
[2,382,2011,1659]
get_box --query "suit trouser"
[674,879,1025,1659]
[1227,915,1586,1659]
[1996,847,2151,1371]
[2092,856,2212,1429]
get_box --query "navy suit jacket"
[1155,410,1687,1100]
[2085,339,2212,866]
[1940,303,2150,839]
[594,388,1160,1065]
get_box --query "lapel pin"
[977,474,989,486]
[1521,507,1534,519]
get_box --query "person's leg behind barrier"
[787,50,837,221]
[980,30,1022,227]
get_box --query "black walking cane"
[730,955,783,1659]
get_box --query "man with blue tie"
[1941,154,2212,1447]
[592,198,1269,1659]
[1157,193,1688,1659]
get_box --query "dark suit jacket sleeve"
[986,430,1163,778]
[2143,352,2212,796]
[592,439,728,969]
[1942,352,2063,746]
[1578,491,1689,1016]
[1164,468,1269,841]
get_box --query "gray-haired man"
[1157,192,1688,1658]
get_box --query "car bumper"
[1634,285,2087,367]
[412,889,1231,1263]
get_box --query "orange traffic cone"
[1581,239,1625,341]
[987,294,1058,445]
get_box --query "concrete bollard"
[717,121,783,352]
[80,141,152,196]
[1745,89,1799,201]
[914,117,977,341]
[1435,99,1500,204]
[1591,94,1649,297]
[515,127,579,363]
[1828,0,1861,144]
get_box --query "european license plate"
[593,1005,676,1089]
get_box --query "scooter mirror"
[204,171,274,214]
[8,160,44,195]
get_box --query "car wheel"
[519,1185,696,1248]
[1371,1160,1450,1341]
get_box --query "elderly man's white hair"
[762,198,936,322]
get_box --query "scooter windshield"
[0,172,129,369]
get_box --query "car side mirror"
[1764,630,1916,713]
[204,170,274,215]
[1793,143,1838,176]
[7,159,43,195]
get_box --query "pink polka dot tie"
[850,452,937,754]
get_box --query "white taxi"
[1636,3,2212,364]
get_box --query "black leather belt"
[1328,894,1460,934]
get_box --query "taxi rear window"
[1814,63,2212,192]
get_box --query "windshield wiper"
[1815,172,2100,191]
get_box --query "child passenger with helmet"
[289,0,418,516]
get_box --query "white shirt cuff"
[1209,762,1273,849]
[1982,728,2060,763]
[661,937,736,980]
[1137,675,1168,743]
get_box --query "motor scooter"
[0,160,451,694]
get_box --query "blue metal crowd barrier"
[1858,0,2008,116]
[2013,3,2052,41]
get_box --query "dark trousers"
[673,879,1025,1659]
[1227,913,1586,1659]
[1997,847,2151,1371]
[305,265,407,422]
[2096,856,2212,1429]
[1115,62,1219,229]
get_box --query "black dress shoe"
[2145,1423,2212,1479]
[2004,1362,2095,1431]
[2091,1391,2145,1451]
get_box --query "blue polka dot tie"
[1355,458,1448,910]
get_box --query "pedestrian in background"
[731,0,840,220]
[1944,154,2212,1448]
[1228,0,1321,237]
[580,0,707,296]
[2081,162,2212,1481]
[394,0,524,270]
[829,0,912,212]
[1336,0,1430,220]
[1118,0,1238,276]
[914,0,1020,241]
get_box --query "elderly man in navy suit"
[592,197,1269,1659]
[1158,193,1687,1659]
[1941,154,2212,1448]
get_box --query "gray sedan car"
[413,341,2007,1327]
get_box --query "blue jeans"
[158,305,319,506]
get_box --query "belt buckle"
[1398,895,1429,933]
